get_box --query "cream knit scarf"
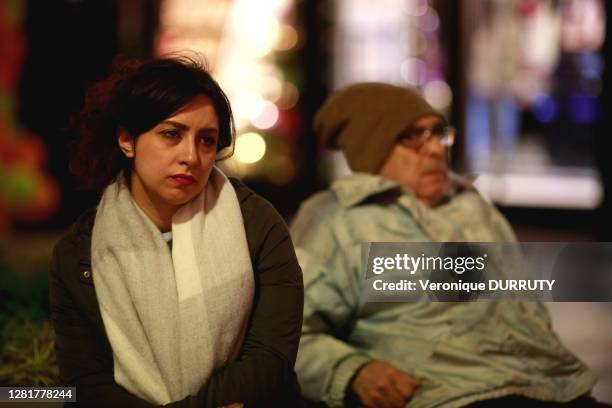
[91,167,254,404]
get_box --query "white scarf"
[91,167,254,404]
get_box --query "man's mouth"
[425,169,447,177]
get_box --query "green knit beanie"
[314,82,442,173]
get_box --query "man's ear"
[117,128,135,158]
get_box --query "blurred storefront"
[464,0,605,211]
[327,0,606,213]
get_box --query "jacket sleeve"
[292,226,372,408]
[49,242,154,408]
[50,197,303,407]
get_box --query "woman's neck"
[141,207,173,232]
[130,192,175,233]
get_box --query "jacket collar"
[330,171,476,208]
[330,173,402,208]
[71,207,97,269]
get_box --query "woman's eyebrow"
[199,126,219,133]
[160,120,218,133]
[160,120,188,130]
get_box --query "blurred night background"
[0,0,610,402]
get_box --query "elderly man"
[291,83,598,408]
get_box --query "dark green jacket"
[49,179,304,407]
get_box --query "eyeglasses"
[397,124,455,151]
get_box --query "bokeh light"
[275,23,298,51]
[235,132,267,164]
[232,92,266,122]
[403,0,429,17]
[417,7,439,32]
[277,82,299,109]
[532,93,558,123]
[251,101,279,129]
[237,7,280,58]
[568,93,600,124]
[423,79,452,110]
[400,58,427,86]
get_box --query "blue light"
[532,93,557,123]
[568,94,600,124]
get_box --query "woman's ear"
[117,128,135,158]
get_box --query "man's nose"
[423,136,445,157]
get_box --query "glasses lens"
[398,129,422,147]
[438,127,455,147]
[399,125,455,149]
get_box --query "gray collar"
[330,171,476,208]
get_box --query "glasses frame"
[397,125,456,151]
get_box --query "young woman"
[49,56,304,407]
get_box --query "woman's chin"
[163,191,198,208]
[167,182,205,200]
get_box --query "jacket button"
[83,270,91,279]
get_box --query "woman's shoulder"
[229,177,285,227]
[54,208,97,258]
[51,208,97,299]
[228,177,294,261]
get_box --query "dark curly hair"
[69,55,235,191]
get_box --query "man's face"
[378,114,449,206]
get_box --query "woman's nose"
[179,137,200,166]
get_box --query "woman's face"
[118,95,219,222]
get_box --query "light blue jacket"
[291,173,595,408]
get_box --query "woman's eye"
[161,129,180,139]
[200,135,217,146]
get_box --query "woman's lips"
[170,174,196,186]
